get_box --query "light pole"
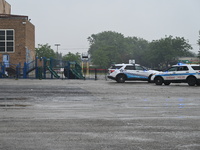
[55,44,60,60]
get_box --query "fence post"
[0,64,2,78]
[35,57,38,79]
[95,68,97,80]
[16,65,19,79]
[43,57,46,79]
[105,68,107,80]
[23,62,27,78]
[1,64,5,78]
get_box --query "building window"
[0,29,14,52]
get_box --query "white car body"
[151,63,200,86]
[107,63,158,83]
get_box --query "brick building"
[0,14,35,66]
[0,0,35,68]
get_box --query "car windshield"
[142,66,148,70]
[110,65,123,69]
[192,66,200,70]
[134,65,148,71]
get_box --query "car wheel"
[187,76,196,86]
[148,75,152,83]
[164,82,171,85]
[116,74,126,83]
[154,77,163,85]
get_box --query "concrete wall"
[0,0,11,14]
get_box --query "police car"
[107,63,158,83]
[151,63,200,86]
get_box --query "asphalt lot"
[0,79,200,150]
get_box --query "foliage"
[35,44,56,59]
[88,31,194,69]
[148,36,193,69]
[88,31,126,68]
[62,52,81,63]
[124,37,149,67]
[198,34,200,60]
[88,31,150,68]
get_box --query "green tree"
[148,36,193,69]
[36,44,56,58]
[88,31,194,69]
[125,37,149,66]
[88,31,151,67]
[88,31,127,67]
[91,47,110,68]
[62,52,81,63]
[198,32,200,60]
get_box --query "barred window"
[0,29,14,52]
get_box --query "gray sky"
[8,0,200,55]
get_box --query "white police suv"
[107,63,158,83]
[151,63,200,86]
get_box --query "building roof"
[0,14,28,20]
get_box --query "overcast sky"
[8,0,200,55]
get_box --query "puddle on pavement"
[0,104,31,108]
[0,97,28,101]
[0,97,31,108]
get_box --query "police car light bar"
[177,63,186,66]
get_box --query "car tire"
[116,74,126,83]
[164,82,171,85]
[187,76,196,86]
[154,77,163,85]
[148,75,152,83]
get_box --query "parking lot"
[0,79,200,150]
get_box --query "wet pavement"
[0,79,200,150]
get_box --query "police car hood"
[148,70,159,73]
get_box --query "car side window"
[177,66,189,71]
[191,66,200,70]
[111,66,123,69]
[125,66,135,70]
[168,67,177,72]
[135,66,144,70]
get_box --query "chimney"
[0,0,11,14]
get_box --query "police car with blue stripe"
[151,63,200,86]
[107,63,158,83]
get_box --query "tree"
[88,31,127,67]
[198,32,200,60]
[88,31,151,68]
[124,37,149,66]
[148,36,193,69]
[88,31,194,69]
[62,52,81,63]
[35,44,56,58]
[91,47,110,68]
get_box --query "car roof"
[172,64,200,67]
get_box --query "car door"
[134,65,149,79]
[163,67,178,81]
[124,65,136,79]
[125,65,148,79]
[175,66,189,80]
